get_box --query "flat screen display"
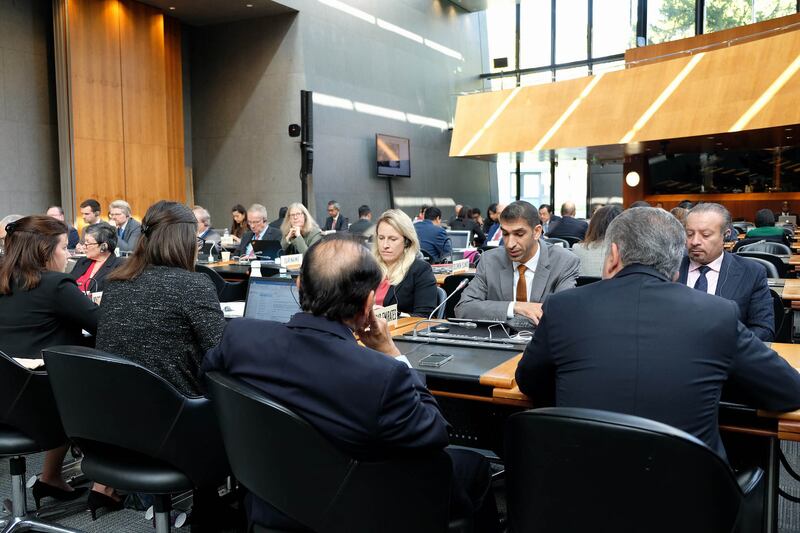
[376,134,410,178]
[244,278,301,323]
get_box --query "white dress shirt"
[507,246,541,318]
[686,252,724,295]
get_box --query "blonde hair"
[281,202,318,237]
[372,209,419,285]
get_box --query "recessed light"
[246,3,253,6]
[716,142,723,145]
[169,5,175,9]
[788,136,793,140]
[786,128,793,131]
[707,136,715,140]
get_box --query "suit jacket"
[348,218,375,237]
[67,226,80,249]
[414,220,452,262]
[382,259,438,317]
[677,252,774,342]
[236,227,283,257]
[202,313,449,528]
[546,216,588,239]
[0,272,98,357]
[541,215,561,235]
[515,264,800,460]
[116,218,142,252]
[324,215,347,231]
[450,218,486,246]
[69,254,124,293]
[198,228,221,245]
[454,241,580,320]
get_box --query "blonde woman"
[372,209,437,317]
[280,202,323,255]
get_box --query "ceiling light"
[169,5,175,9]
[246,3,253,7]
[625,171,640,187]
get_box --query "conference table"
[389,317,800,532]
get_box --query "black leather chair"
[543,237,569,248]
[195,264,247,302]
[737,252,787,278]
[206,372,463,533]
[737,241,792,255]
[505,407,763,533]
[42,347,230,533]
[560,235,582,248]
[441,273,475,319]
[0,353,82,533]
[733,235,792,253]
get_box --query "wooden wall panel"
[164,16,185,203]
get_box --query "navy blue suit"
[202,313,491,529]
[546,215,588,239]
[678,252,774,342]
[415,220,452,262]
[516,264,800,461]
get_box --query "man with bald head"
[546,201,588,240]
[203,234,498,531]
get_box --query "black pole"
[587,0,593,74]
[695,0,705,35]
[636,0,647,46]
[300,90,313,208]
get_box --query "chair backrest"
[505,407,744,533]
[434,287,447,319]
[0,353,66,450]
[561,235,582,247]
[770,288,788,341]
[737,240,791,255]
[732,235,791,252]
[736,252,783,278]
[196,264,246,302]
[544,237,569,248]
[195,264,227,296]
[441,273,475,319]
[42,346,229,488]
[206,372,451,533]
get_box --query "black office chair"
[737,241,792,255]
[195,264,247,302]
[205,372,463,533]
[576,275,601,287]
[441,273,475,319]
[42,347,231,533]
[560,235,582,248]
[505,407,763,533]
[770,288,790,343]
[0,353,82,533]
[737,252,786,278]
[435,287,447,319]
[543,237,569,248]
[733,235,791,253]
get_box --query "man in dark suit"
[235,203,282,257]
[192,205,221,246]
[679,202,774,342]
[546,201,588,239]
[202,235,498,531]
[77,198,115,251]
[414,206,452,262]
[538,204,561,235]
[108,199,142,253]
[516,207,800,461]
[46,206,80,248]
[347,204,374,237]
[323,200,347,231]
[775,200,799,220]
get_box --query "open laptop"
[252,240,283,261]
[446,230,472,251]
[243,277,301,323]
[778,215,796,226]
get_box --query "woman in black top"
[449,205,486,246]
[69,223,123,293]
[0,216,97,507]
[371,209,437,317]
[90,200,226,516]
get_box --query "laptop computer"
[252,240,283,261]
[778,215,796,226]
[446,230,472,250]
[244,277,301,323]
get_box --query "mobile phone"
[419,353,454,368]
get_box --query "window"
[554,156,588,218]
[555,0,588,64]
[647,0,695,44]
[555,66,589,81]
[705,0,796,33]
[519,0,552,69]
[592,0,637,58]
[485,0,518,71]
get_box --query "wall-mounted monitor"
[376,134,410,178]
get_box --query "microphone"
[426,278,471,321]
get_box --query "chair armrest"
[735,467,764,495]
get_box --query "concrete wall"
[190,0,494,229]
[0,0,59,218]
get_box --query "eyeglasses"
[84,241,99,248]
[289,213,304,218]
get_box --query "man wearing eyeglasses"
[236,204,282,258]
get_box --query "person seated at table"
[280,202,323,255]
[455,201,580,325]
[46,206,79,248]
[229,204,248,243]
[194,205,221,246]
[516,206,800,461]
[236,204,282,258]
[89,200,226,517]
[746,208,787,239]
[0,215,97,507]
[572,205,622,277]
[70,224,123,293]
[108,199,142,253]
[202,234,499,532]
[371,209,437,317]
[678,203,774,342]
[776,200,799,220]
[546,201,588,240]
[449,205,485,247]
[414,207,452,262]
[323,200,348,231]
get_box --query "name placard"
[373,304,398,327]
[90,291,103,305]
[452,259,470,274]
[280,253,303,270]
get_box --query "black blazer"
[202,313,449,528]
[235,227,283,256]
[382,259,438,317]
[449,218,486,246]
[70,254,124,293]
[516,264,800,461]
[0,271,99,357]
[677,252,774,342]
[546,216,588,239]
[324,215,348,231]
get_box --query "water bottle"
[223,228,229,237]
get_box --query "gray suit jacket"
[454,241,580,320]
[117,218,142,252]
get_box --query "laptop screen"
[244,277,301,322]
[446,230,471,249]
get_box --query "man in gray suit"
[455,201,580,324]
[109,199,142,253]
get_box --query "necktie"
[516,265,528,303]
[118,227,123,238]
[693,265,711,293]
